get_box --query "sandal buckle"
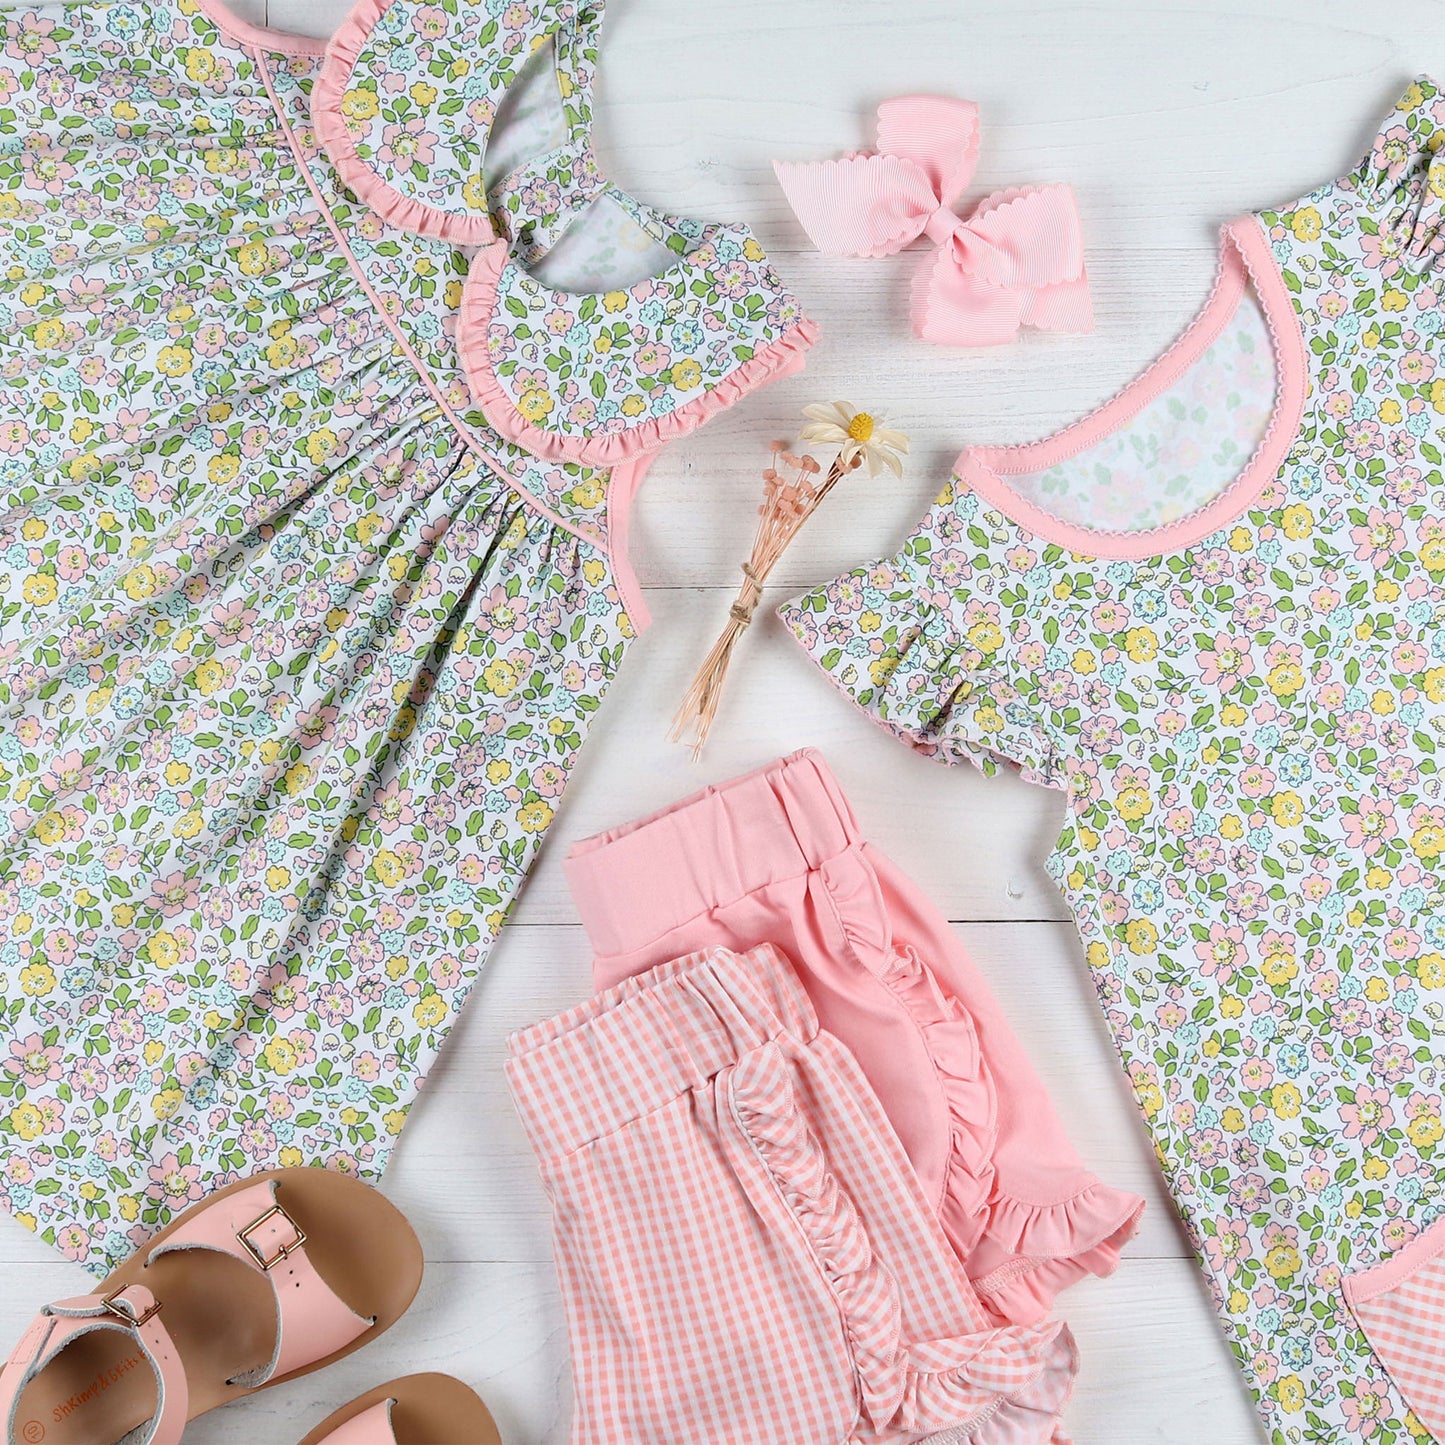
[101,1286,161,1329]
[237,1202,307,1271]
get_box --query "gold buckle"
[102,1286,161,1329]
[236,1203,306,1271]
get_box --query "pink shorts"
[565,749,1143,1324]
[507,945,1078,1445]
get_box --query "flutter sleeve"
[779,478,1070,788]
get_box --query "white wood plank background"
[7,1,1445,1440]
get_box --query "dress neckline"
[954,216,1310,561]
[193,0,329,57]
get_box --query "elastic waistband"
[563,748,861,958]
[505,944,818,1160]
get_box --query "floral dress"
[784,80,1445,1445]
[0,0,814,1272]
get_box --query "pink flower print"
[55,543,89,580]
[4,12,57,64]
[411,3,448,38]
[1341,1376,1392,1435]
[1392,639,1429,673]
[67,1057,109,1100]
[38,749,91,798]
[1225,879,1268,922]
[1351,506,1403,568]
[477,583,525,643]
[371,779,415,834]
[1360,226,1403,277]
[634,341,672,376]
[1195,924,1246,981]
[1198,632,1255,693]
[1342,797,1397,856]
[5,1032,61,1087]
[0,418,30,454]
[147,1154,204,1208]
[379,119,436,175]
[1204,1218,1253,1276]
[148,870,200,918]
[56,1222,91,1263]
[296,702,338,748]
[1237,1054,1274,1092]
[206,599,256,648]
[1339,1084,1394,1145]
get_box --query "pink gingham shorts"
[507,944,1079,1445]
[564,750,1143,1325]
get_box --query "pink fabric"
[565,749,1143,1325]
[507,945,1079,1444]
[147,1180,371,1386]
[1343,1216,1445,1437]
[458,241,820,466]
[318,1400,397,1445]
[953,215,1311,560]
[774,97,1092,346]
[0,1285,187,1445]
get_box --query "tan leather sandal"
[0,1168,424,1445]
[298,1375,501,1445]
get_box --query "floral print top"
[784,79,1445,1444]
[0,0,812,1273]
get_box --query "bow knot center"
[924,204,963,246]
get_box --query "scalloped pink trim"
[955,215,1307,560]
[460,241,820,465]
[194,0,329,55]
[310,0,500,246]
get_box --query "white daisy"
[799,401,909,477]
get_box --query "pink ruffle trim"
[883,945,1144,1327]
[310,0,500,247]
[729,1041,1075,1441]
[459,240,821,466]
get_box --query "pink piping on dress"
[458,240,821,466]
[310,0,501,247]
[954,215,1309,560]
[193,0,329,56]
[604,453,655,632]
[251,52,620,578]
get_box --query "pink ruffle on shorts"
[507,945,1080,1445]
[564,748,1144,1325]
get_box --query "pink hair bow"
[774,96,1093,347]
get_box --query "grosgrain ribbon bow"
[774,96,1092,347]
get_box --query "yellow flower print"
[1416,953,1445,989]
[341,87,380,123]
[208,452,241,485]
[183,47,219,84]
[672,358,703,390]
[516,389,554,423]
[279,1147,304,1169]
[157,345,194,376]
[355,512,384,543]
[1124,627,1157,662]
[237,240,270,277]
[743,237,766,263]
[1269,791,1304,827]
[582,558,606,586]
[1375,577,1401,603]
[602,291,629,313]
[620,394,647,418]
[123,564,160,601]
[153,1088,184,1120]
[974,705,1003,734]
[265,865,291,892]
[518,800,554,834]
[384,1110,408,1136]
[409,81,438,107]
[1276,1375,1306,1414]
[1123,919,1158,955]
[1116,785,1153,822]
[1408,1112,1444,1148]
[192,659,226,696]
[1411,821,1445,861]
[1371,689,1395,715]
[1289,207,1321,241]
[22,574,56,606]
[7,1103,45,1142]
[461,176,488,212]
[1085,942,1110,970]
[283,761,313,796]
[148,930,181,969]
[0,194,20,219]
[20,963,56,996]
[413,995,447,1028]
[1379,399,1403,425]
[1271,1083,1302,1119]
[262,1037,299,1075]
[1136,1082,1164,1118]
[1382,289,1409,312]
[118,1195,141,1222]
[174,810,204,840]
[1071,648,1097,675]
[482,659,519,696]
[485,759,511,785]
[265,335,298,370]
[1281,503,1313,539]
[569,478,605,510]
[374,849,406,888]
[1221,1107,1245,1132]
[1266,662,1303,698]
[33,317,66,349]
[968,621,1003,654]
[1227,526,1252,552]
[1424,668,1445,704]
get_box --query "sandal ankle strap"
[0,1285,187,1445]
[147,1179,372,1385]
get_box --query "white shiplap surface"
[6,2,1445,1441]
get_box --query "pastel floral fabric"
[0,0,808,1273]
[784,79,1445,1444]
[487,228,809,441]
